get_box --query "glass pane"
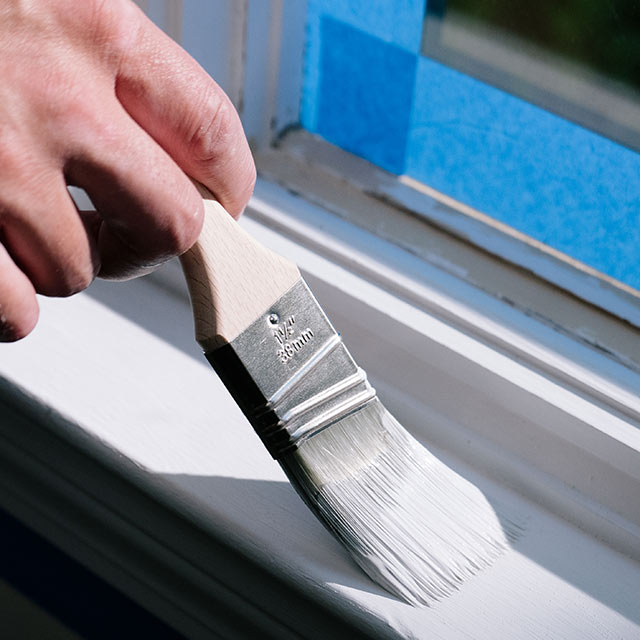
[422,0,640,150]
[301,1,640,291]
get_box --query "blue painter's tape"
[314,17,418,175]
[306,0,426,52]
[302,0,425,132]
[300,3,639,289]
[406,57,640,288]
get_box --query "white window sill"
[257,130,640,372]
[1,178,639,638]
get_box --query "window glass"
[301,0,640,290]
[422,0,640,149]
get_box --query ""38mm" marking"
[271,315,315,364]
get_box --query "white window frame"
[1,2,639,637]
[250,1,640,355]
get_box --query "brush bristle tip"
[280,400,518,606]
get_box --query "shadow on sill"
[86,267,640,629]
[86,274,203,365]
[161,474,640,628]
[161,473,395,604]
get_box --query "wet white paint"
[2,282,639,638]
[282,399,517,606]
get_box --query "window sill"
[1,178,639,638]
[256,130,640,371]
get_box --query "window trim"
[246,1,640,322]
[244,179,640,538]
[421,3,640,152]
[256,132,640,372]
[1,188,639,636]
[3,3,639,636]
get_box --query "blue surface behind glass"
[301,2,640,289]
[406,57,640,287]
[315,17,417,174]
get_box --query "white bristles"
[280,399,515,606]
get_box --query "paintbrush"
[179,184,509,606]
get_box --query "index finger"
[112,5,255,218]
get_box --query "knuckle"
[60,264,95,296]
[183,88,255,217]
[187,90,237,168]
[121,192,203,266]
[66,266,95,295]
[161,192,204,257]
[0,318,33,342]
[39,262,95,298]
[83,0,140,63]
[0,303,38,343]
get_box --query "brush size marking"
[271,314,315,364]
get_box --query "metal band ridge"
[205,280,377,458]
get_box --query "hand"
[0,0,256,341]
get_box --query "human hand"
[0,0,256,341]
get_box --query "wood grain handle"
[179,184,300,351]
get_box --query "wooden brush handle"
[179,184,300,351]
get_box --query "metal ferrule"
[205,280,376,458]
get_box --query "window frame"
[421,1,640,152]
[239,0,640,323]
[1,195,639,636]
[167,0,640,585]
[1,2,640,637]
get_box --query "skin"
[0,0,256,341]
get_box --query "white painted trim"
[2,196,640,635]
[394,174,640,326]
[242,0,307,146]
[238,180,640,553]
[247,179,640,418]
[152,0,247,110]
[242,0,283,146]
[259,132,640,332]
